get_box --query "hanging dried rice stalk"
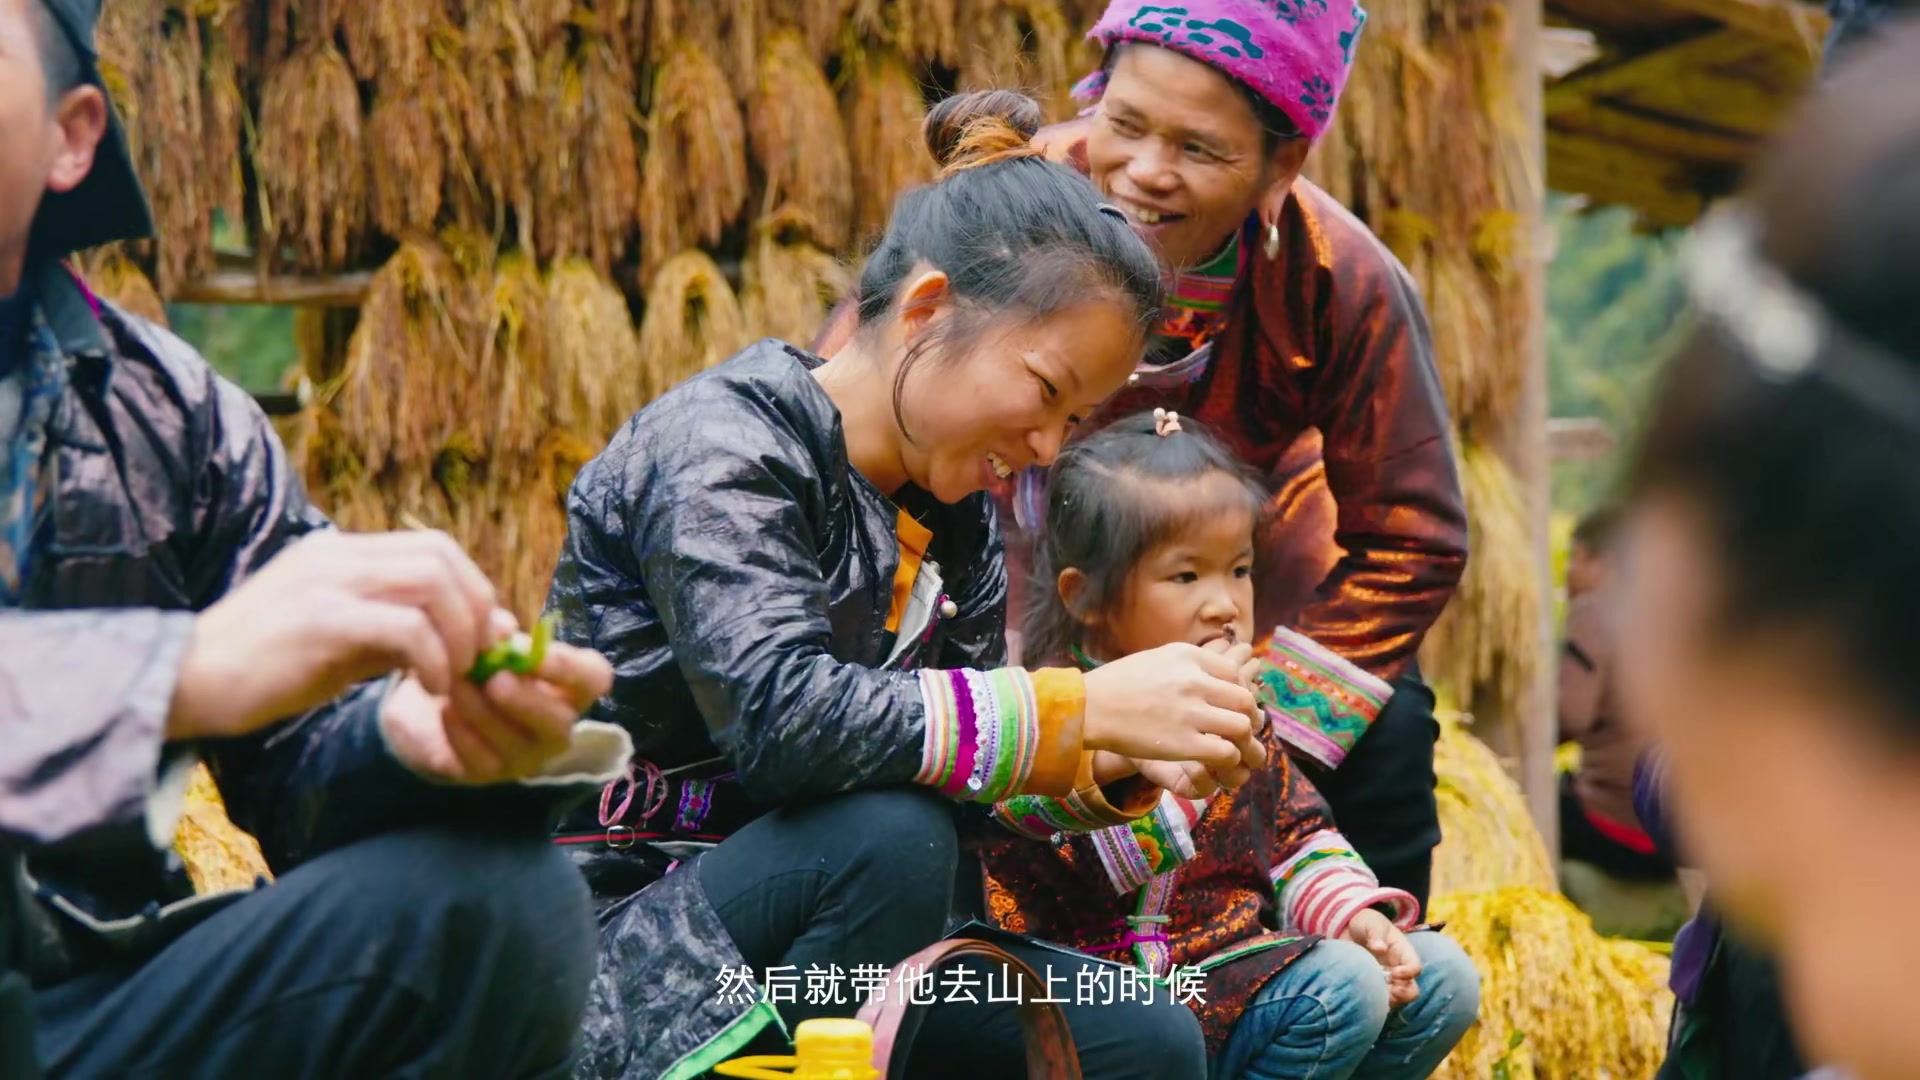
[957,0,1075,121]
[333,241,485,474]
[456,0,538,243]
[1418,439,1539,738]
[303,411,390,531]
[748,31,853,251]
[741,212,852,347]
[342,0,434,83]
[762,0,851,64]
[529,33,642,270]
[842,46,936,246]
[538,428,600,502]
[638,44,749,288]
[479,253,551,462]
[367,87,448,238]
[1430,887,1671,1080]
[547,259,644,445]
[255,43,366,271]
[1430,712,1554,898]
[130,10,210,295]
[73,247,169,328]
[637,250,749,405]
[848,0,959,67]
[647,0,760,100]
[199,24,244,231]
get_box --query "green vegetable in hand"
[467,615,555,684]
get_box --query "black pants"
[1559,774,1673,881]
[699,789,1207,1080]
[28,827,596,1080]
[2,852,41,1080]
[1300,673,1443,910]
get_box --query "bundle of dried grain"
[480,253,552,461]
[1430,887,1671,1080]
[748,31,854,251]
[849,0,959,67]
[333,241,485,475]
[761,0,852,63]
[646,0,760,100]
[1418,438,1539,741]
[1431,710,1554,897]
[957,0,1075,120]
[135,10,212,294]
[302,412,391,532]
[456,0,538,244]
[199,23,245,232]
[74,247,169,328]
[741,212,853,347]
[547,259,645,444]
[841,46,935,245]
[367,84,449,238]
[255,43,367,271]
[638,44,749,288]
[342,0,434,83]
[92,0,152,127]
[174,764,271,895]
[529,33,642,270]
[636,250,749,405]
[538,428,600,502]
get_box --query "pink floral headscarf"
[1072,1,1369,141]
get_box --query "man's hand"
[168,530,499,742]
[1343,908,1422,1006]
[380,626,616,785]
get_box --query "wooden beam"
[1546,28,1755,111]
[172,270,373,308]
[1648,0,1829,51]
[1548,129,1708,226]
[1548,99,1755,163]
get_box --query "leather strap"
[856,937,1082,1079]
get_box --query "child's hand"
[1081,644,1259,775]
[1343,909,1422,1007]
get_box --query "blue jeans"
[1211,931,1480,1080]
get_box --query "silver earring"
[1263,220,1281,260]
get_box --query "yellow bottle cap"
[793,1018,878,1078]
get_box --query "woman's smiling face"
[1085,45,1293,271]
[894,295,1145,504]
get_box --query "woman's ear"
[1057,568,1095,627]
[896,269,953,346]
[1257,141,1311,222]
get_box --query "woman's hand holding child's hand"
[1344,909,1422,1007]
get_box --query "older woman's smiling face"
[1085,45,1304,271]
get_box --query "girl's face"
[1616,497,1920,1080]
[1080,474,1257,658]
[897,295,1143,504]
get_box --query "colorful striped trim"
[1083,791,1210,894]
[916,668,1045,803]
[1271,828,1421,936]
[673,777,716,834]
[1254,627,1393,769]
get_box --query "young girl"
[975,409,1480,1080]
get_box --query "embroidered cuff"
[1087,789,1211,894]
[916,667,1083,803]
[1273,828,1421,935]
[991,751,1162,842]
[1254,627,1393,770]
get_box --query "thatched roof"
[1544,0,1828,228]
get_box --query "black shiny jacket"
[545,341,1006,889]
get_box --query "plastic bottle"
[713,1017,882,1080]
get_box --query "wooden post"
[1492,0,1561,862]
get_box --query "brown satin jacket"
[815,120,1467,677]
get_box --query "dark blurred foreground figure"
[1615,15,1920,1079]
[1,2,626,1076]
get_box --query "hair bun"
[923,90,1045,177]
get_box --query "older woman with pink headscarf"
[822,0,1467,909]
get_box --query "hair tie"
[1153,408,1183,436]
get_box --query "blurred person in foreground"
[1616,15,1920,1079]
[1,1,625,1076]
[1557,506,1669,882]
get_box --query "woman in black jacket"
[548,91,1267,1079]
